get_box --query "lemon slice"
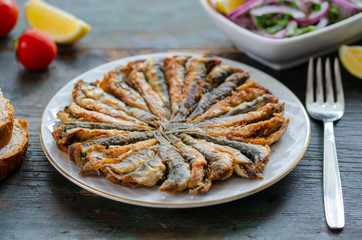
[216,0,245,15]
[339,45,362,79]
[24,0,90,44]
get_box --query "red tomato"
[16,29,57,70]
[0,0,19,37]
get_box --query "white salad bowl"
[199,0,362,69]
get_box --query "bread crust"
[0,99,14,149]
[0,119,29,182]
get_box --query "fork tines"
[306,58,344,107]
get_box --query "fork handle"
[323,121,345,230]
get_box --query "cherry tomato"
[0,0,19,37]
[16,29,57,70]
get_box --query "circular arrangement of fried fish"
[52,56,289,194]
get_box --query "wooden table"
[1,1,361,239]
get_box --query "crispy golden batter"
[164,56,188,119]
[100,69,150,112]
[194,83,269,121]
[52,56,289,195]
[128,61,170,120]
[173,57,221,121]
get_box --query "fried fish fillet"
[145,58,171,108]
[163,56,189,119]
[156,133,191,193]
[79,80,159,126]
[100,68,150,112]
[173,57,221,121]
[128,61,170,120]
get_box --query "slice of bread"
[0,119,29,182]
[0,90,14,149]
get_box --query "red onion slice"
[250,5,306,19]
[293,0,309,12]
[332,0,362,9]
[227,0,265,19]
[263,29,288,39]
[263,33,281,39]
[232,17,256,27]
[296,1,329,24]
[286,20,297,34]
[309,0,324,4]
[315,17,328,28]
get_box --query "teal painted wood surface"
[1,1,362,239]
[1,0,231,50]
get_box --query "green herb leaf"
[294,26,317,35]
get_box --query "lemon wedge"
[339,45,362,79]
[24,0,90,44]
[216,0,245,15]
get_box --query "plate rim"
[39,52,311,208]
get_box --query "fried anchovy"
[145,58,171,108]
[184,116,287,145]
[70,138,158,170]
[128,61,170,119]
[187,133,270,172]
[80,81,160,126]
[221,152,261,179]
[100,68,150,112]
[180,134,234,181]
[204,65,239,89]
[107,154,166,187]
[166,134,209,193]
[193,84,267,122]
[103,148,157,176]
[225,94,278,116]
[68,132,156,166]
[52,126,136,152]
[237,80,271,92]
[234,163,264,179]
[86,140,158,170]
[73,81,147,126]
[61,121,142,132]
[164,56,189,119]
[241,118,290,146]
[194,103,284,128]
[202,138,262,179]
[156,133,191,193]
[188,72,250,120]
[166,134,212,195]
[66,102,151,130]
[57,110,84,123]
[80,145,157,176]
[96,139,158,159]
[216,141,264,179]
[173,57,221,121]
[80,80,127,109]
[82,132,155,148]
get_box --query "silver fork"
[306,58,345,230]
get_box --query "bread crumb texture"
[0,119,29,181]
[0,90,15,149]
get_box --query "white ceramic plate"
[40,52,310,208]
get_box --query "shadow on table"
[0,35,13,50]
